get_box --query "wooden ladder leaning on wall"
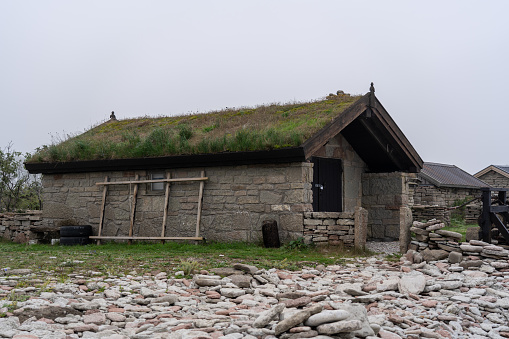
[89,171,207,245]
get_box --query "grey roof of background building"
[419,162,489,189]
[493,165,509,174]
[474,165,509,179]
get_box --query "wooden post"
[161,172,171,244]
[481,188,491,243]
[195,170,205,238]
[128,174,139,245]
[97,176,109,245]
[262,220,280,248]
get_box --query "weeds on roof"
[27,94,360,163]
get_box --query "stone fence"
[412,205,450,225]
[303,207,368,248]
[0,211,43,243]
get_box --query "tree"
[0,143,42,212]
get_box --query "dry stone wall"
[303,207,368,247]
[0,211,42,243]
[477,171,509,188]
[413,185,481,207]
[412,205,450,225]
[41,162,314,244]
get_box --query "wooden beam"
[301,94,369,158]
[96,176,109,245]
[371,97,423,170]
[96,177,208,186]
[89,236,204,241]
[128,174,139,245]
[196,170,205,238]
[357,117,406,171]
[161,172,171,243]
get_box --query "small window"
[151,172,165,191]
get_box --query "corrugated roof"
[419,162,489,188]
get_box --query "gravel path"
[365,241,400,254]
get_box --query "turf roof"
[28,93,361,163]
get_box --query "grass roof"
[28,92,361,163]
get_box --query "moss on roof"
[28,93,361,163]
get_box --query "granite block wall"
[362,172,416,240]
[41,162,314,243]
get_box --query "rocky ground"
[2,245,509,339]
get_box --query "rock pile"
[409,219,462,253]
[408,218,509,269]
[3,253,509,338]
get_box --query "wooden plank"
[96,176,109,245]
[161,172,171,243]
[301,94,369,159]
[371,102,423,170]
[196,170,205,238]
[89,236,203,241]
[491,212,509,244]
[490,206,509,213]
[128,174,139,245]
[96,177,208,186]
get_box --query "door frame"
[311,157,343,212]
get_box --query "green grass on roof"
[28,93,361,163]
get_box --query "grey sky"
[1,1,507,174]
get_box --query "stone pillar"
[354,207,368,249]
[399,206,412,253]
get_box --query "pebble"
[1,251,509,338]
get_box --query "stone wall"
[465,203,481,224]
[412,205,450,225]
[0,211,42,243]
[41,162,313,243]
[477,171,509,188]
[361,172,416,240]
[413,185,481,208]
[302,207,368,247]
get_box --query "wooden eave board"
[474,165,509,180]
[340,118,409,172]
[302,92,422,173]
[371,96,423,170]
[301,93,370,158]
[25,147,306,174]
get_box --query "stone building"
[414,162,488,207]
[413,162,488,223]
[25,86,423,246]
[474,165,509,189]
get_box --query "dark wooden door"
[312,157,343,212]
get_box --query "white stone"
[305,310,350,327]
[316,320,362,334]
[398,271,426,295]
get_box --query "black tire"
[60,225,92,237]
[60,236,90,246]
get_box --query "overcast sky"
[1,1,507,174]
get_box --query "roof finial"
[368,82,375,108]
[110,111,117,121]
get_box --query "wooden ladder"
[90,171,207,244]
